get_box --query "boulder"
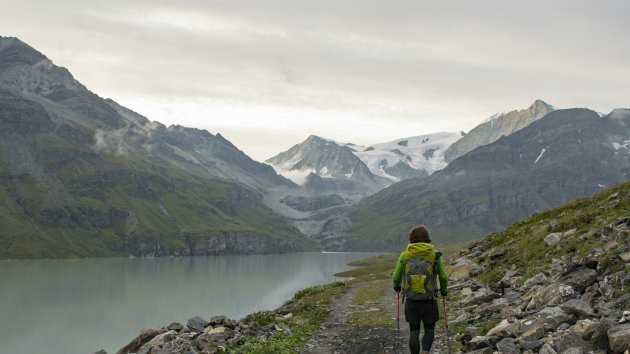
[525,283,577,311]
[557,332,592,353]
[449,257,481,281]
[560,299,595,318]
[559,348,584,354]
[607,323,630,353]
[496,337,520,353]
[137,330,178,354]
[516,324,545,342]
[591,318,613,351]
[469,335,499,350]
[573,319,599,340]
[544,233,562,246]
[167,322,184,331]
[487,318,521,338]
[539,343,557,354]
[210,315,227,326]
[559,266,597,293]
[518,339,543,351]
[467,348,494,354]
[521,273,548,292]
[530,307,576,331]
[187,316,209,332]
[116,327,166,354]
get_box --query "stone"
[530,307,576,331]
[559,348,584,354]
[210,315,227,326]
[560,299,595,318]
[187,316,209,332]
[496,337,520,353]
[116,327,166,354]
[517,325,545,342]
[559,266,597,293]
[620,251,630,262]
[487,318,521,337]
[545,233,562,246]
[539,343,558,354]
[608,324,630,353]
[137,330,177,354]
[573,319,599,340]
[620,310,630,324]
[469,335,500,350]
[521,273,548,291]
[591,318,613,350]
[467,348,494,354]
[519,339,543,351]
[526,283,576,311]
[557,332,592,353]
[167,322,184,331]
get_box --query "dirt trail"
[301,280,455,354]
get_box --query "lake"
[0,252,379,354]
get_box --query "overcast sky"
[2,0,629,161]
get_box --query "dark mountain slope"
[324,108,630,251]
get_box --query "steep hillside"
[443,180,630,353]
[318,108,630,251]
[0,37,312,258]
[444,99,555,162]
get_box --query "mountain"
[266,135,390,198]
[351,132,464,182]
[444,99,556,162]
[0,36,313,258]
[316,107,630,251]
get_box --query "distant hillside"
[0,36,313,258]
[317,108,630,251]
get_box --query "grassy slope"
[0,144,313,258]
[474,179,630,285]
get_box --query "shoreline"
[106,253,396,354]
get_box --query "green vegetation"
[0,151,315,258]
[474,180,630,286]
[234,282,345,353]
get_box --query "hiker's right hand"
[394,285,401,293]
[440,290,448,297]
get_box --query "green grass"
[233,282,345,353]
[473,180,630,286]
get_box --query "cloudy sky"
[2,0,629,161]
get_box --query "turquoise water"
[0,252,378,354]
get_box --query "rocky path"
[301,280,457,354]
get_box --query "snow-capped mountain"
[350,132,464,182]
[444,99,556,162]
[266,135,390,198]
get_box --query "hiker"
[392,225,448,354]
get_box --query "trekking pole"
[396,292,400,331]
[442,296,452,354]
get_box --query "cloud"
[2,0,629,160]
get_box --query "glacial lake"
[0,252,379,354]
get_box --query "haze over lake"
[0,252,378,354]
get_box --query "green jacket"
[392,242,448,295]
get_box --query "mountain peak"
[0,36,47,65]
